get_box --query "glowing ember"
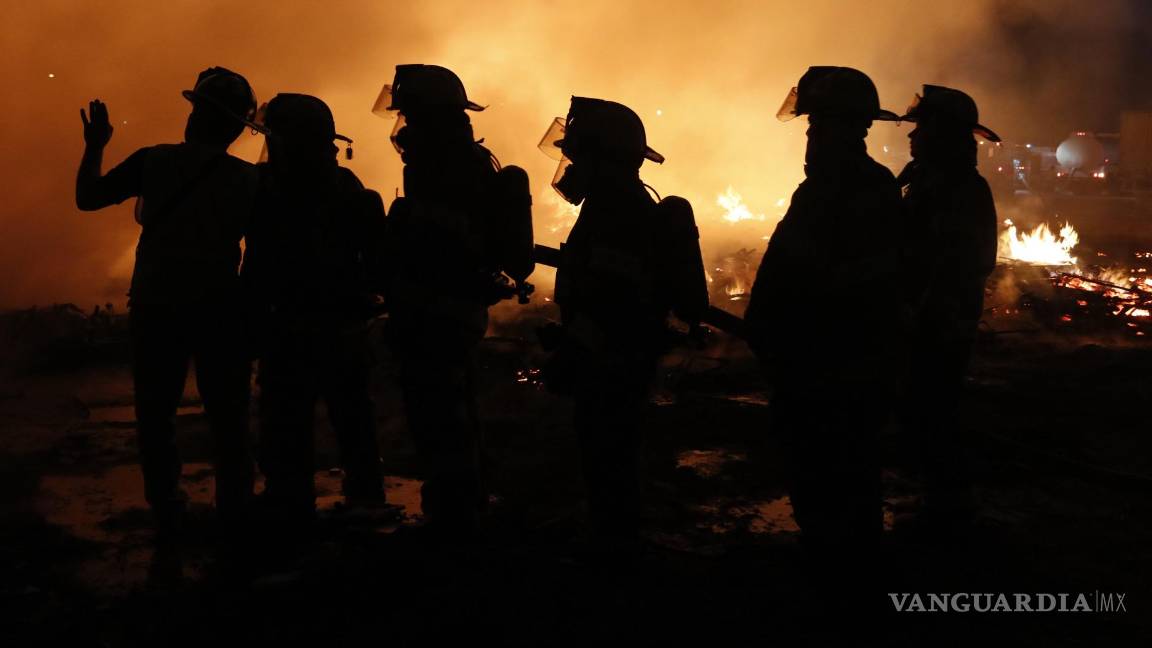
[999,219,1079,266]
[717,186,765,223]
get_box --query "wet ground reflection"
[36,464,424,593]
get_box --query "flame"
[725,278,747,300]
[544,193,580,235]
[717,186,766,223]
[999,219,1079,266]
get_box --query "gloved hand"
[81,100,114,149]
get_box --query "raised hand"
[80,100,114,149]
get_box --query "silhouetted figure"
[242,93,387,525]
[75,68,259,540]
[896,85,999,538]
[377,64,535,537]
[745,67,904,579]
[538,97,708,555]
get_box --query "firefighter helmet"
[776,66,899,123]
[537,96,664,166]
[900,84,1001,142]
[261,93,354,159]
[181,66,258,128]
[372,64,485,118]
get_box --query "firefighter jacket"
[745,139,905,389]
[897,156,997,343]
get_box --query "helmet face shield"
[776,87,800,122]
[551,157,587,206]
[389,113,406,153]
[544,97,664,168]
[538,117,566,161]
[372,84,398,118]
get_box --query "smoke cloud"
[2,0,1148,309]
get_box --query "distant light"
[656,109,663,117]
[882,145,889,153]
[122,120,128,124]
[1025,143,1032,148]
[47,73,55,78]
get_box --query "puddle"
[695,495,899,537]
[718,392,771,407]
[696,496,800,536]
[676,448,748,478]
[313,468,423,521]
[37,463,208,542]
[748,497,802,534]
[35,463,213,593]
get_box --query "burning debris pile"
[532,176,1152,340]
[707,248,759,305]
[702,187,785,311]
[992,220,1152,337]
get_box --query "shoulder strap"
[136,153,229,226]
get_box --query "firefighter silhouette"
[896,85,1000,539]
[745,67,905,576]
[375,64,535,536]
[243,93,388,525]
[75,68,260,540]
[538,97,708,554]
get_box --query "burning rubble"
[992,219,1152,337]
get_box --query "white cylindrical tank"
[1056,132,1106,171]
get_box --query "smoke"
[1,0,1147,309]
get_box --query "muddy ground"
[1,311,1151,646]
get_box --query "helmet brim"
[974,124,1002,143]
[899,112,1002,142]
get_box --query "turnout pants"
[574,382,646,542]
[258,319,383,514]
[129,303,253,522]
[398,345,482,529]
[905,336,975,518]
[772,384,886,551]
